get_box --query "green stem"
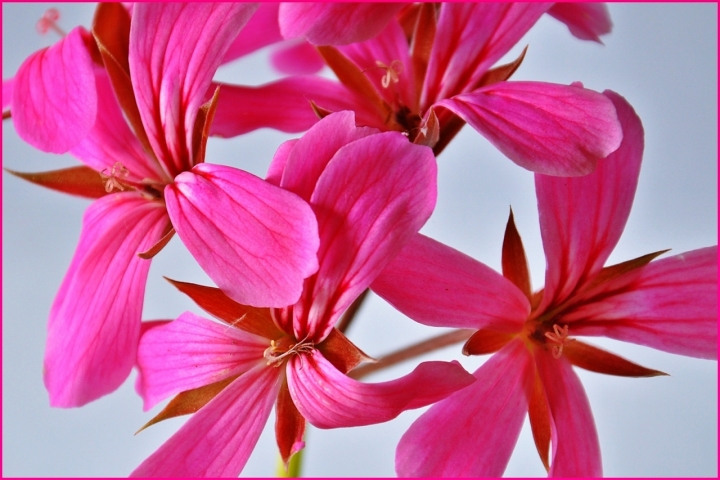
[276,447,304,478]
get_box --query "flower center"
[523,320,576,359]
[263,336,314,367]
[543,324,575,359]
[100,162,130,193]
[394,105,423,135]
[374,60,404,88]
[98,162,165,199]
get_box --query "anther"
[36,8,66,37]
[263,337,314,367]
[544,324,575,359]
[375,60,403,88]
[100,162,130,193]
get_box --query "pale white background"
[3,3,717,477]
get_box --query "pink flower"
[4,3,324,153]
[278,2,406,45]
[214,3,623,176]
[372,91,718,476]
[132,111,475,477]
[23,3,320,408]
[278,3,612,46]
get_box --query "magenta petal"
[270,40,325,75]
[423,3,550,107]
[136,311,268,410]
[547,3,612,43]
[44,193,168,407]
[438,81,623,176]
[12,27,96,153]
[70,71,167,184]
[536,90,643,309]
[130,3,258,174]
[3,77,13,112]
[266,139,299,187]
[535,350,602,477]
[165,163,319,308]
[372,233,529,331]
[569,246,719,360]
[296,130,437,341]
[222,3,283,64]
[131,363,282,478]
[287,351,474,429]
[280,110,378,202]
[134,320,171,400]
[278,3,404,45]
[210,78,377,138]
[396,340,533,477]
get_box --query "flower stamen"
[100,162,130,193]
[544,324,575,359]
[375,60,403,88]
[36,8,66,37]
[263,337,314,367]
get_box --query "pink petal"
[547,3,612,43]
[131,362,282,478]
[129,3,258,175]
[2,77,13,112]
[270,40,325,75]
[536,90,642,310]
[423,3,551,108]
[221,3,325,75]
[44,193,169,407]
[222,3,283,64]
[293,129,437,341]
[338,19,415,111]
[11,27,96,153]
[396,340,533,477]
[372,233,529,331]
[568,246,718,359]
[278,3,405,45]
[133,319,171,399]
[279,110,378,202]
[287,351,475,429]
[438,81,623,176]
[210,77,378,138]
[266,139,299,187]
[70,70,168,184]
[165,163,319,308]
[136,311,268,410]
[535,349,602,477]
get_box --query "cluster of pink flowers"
[3,3,716,478]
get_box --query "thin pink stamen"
[544,324,575,359]
[374,60,404,88]
[36,8,66,37]
[263,337,314,367]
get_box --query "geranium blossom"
[278,3,612,46]
[372,91,718,476]
[12,3,320,407]
[4,3,322,150]
[213,3,622,177]
[132,111,475,477]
